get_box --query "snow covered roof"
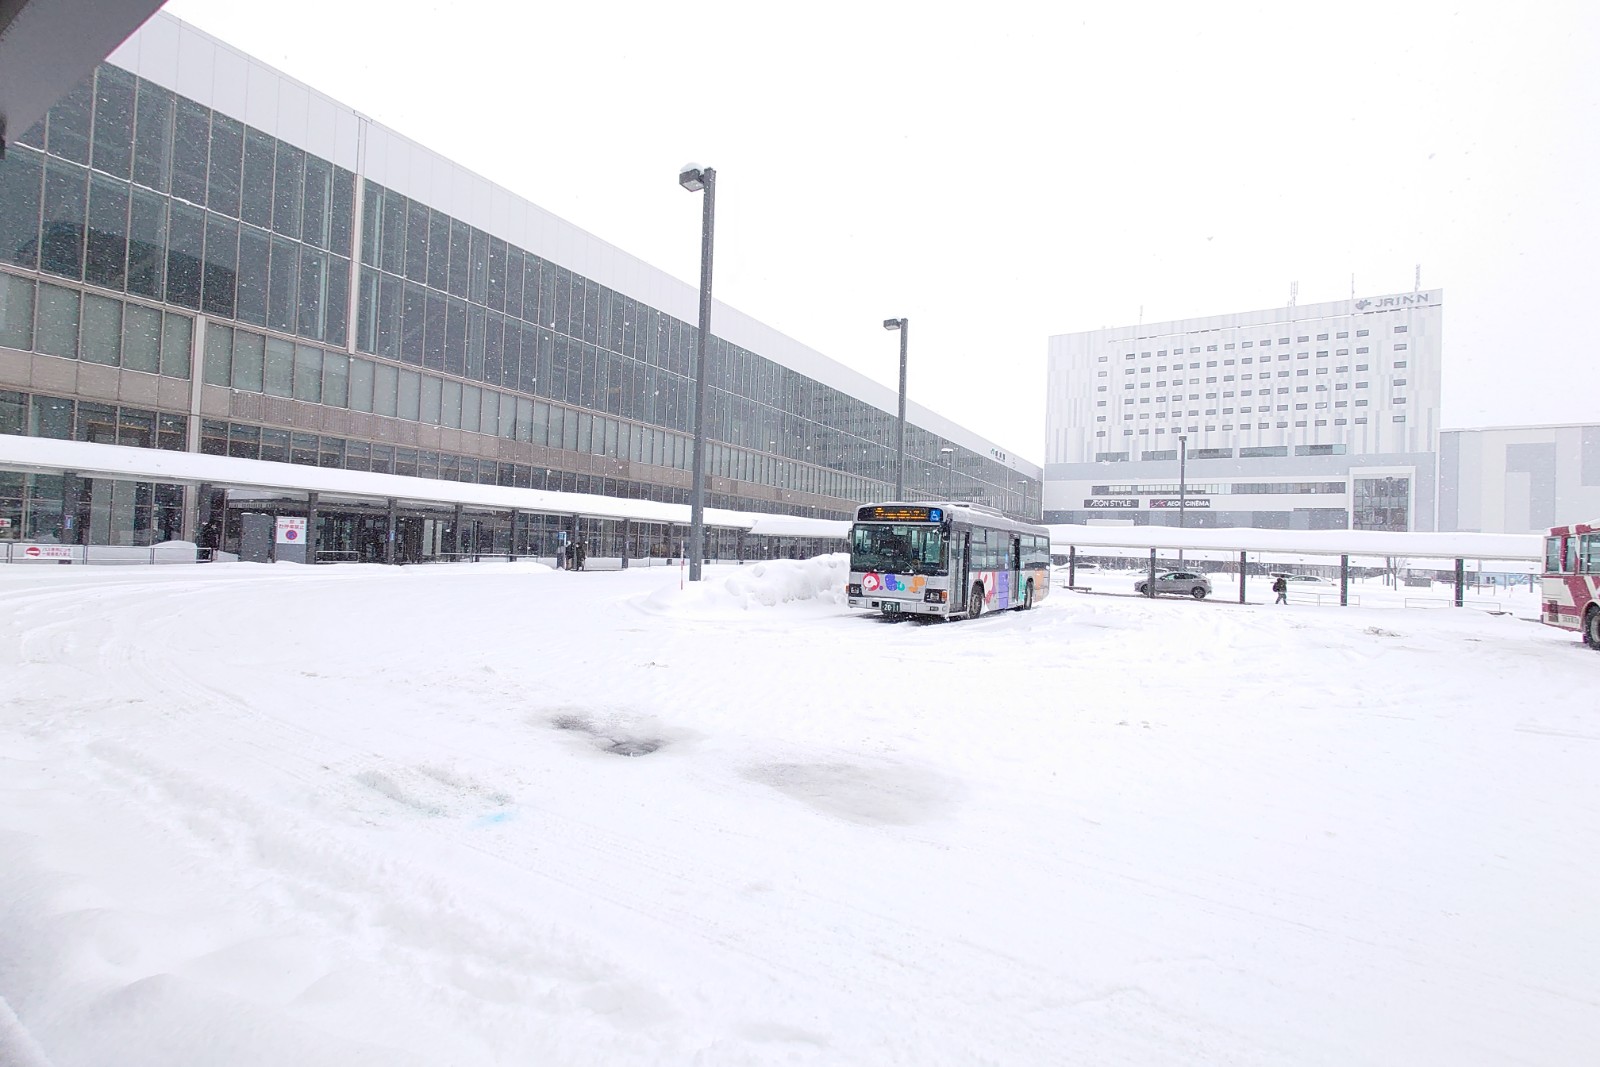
[0,435,851,539]
[1047,522,1541,562]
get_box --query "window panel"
[131,80,173,193]
[294,344,322,402]
[202,214,238,318]
[423,289,446,371]
[373,362,398,417]
[440,378,461,428]
[0,145,43,270]
[379,186,404,276]
[240,128,275,229]
[46,80,93,165]
[426,209,450,290]
[0,273,36,350]
[419,374,441,424]
[125,186,166,298]
[267,236,298,332]
[397,369,420,421]
[207,114,244,218]
[234,225,269,326]
[447,217,469,297]
[165,200,203,308]
[348,358,374,412]
[272,142,304,240]
[169,98,210,205]
[303,154,331,250]
[461,383,480,432]
[479,389,498,436]
[404,198,427,281]
[84,175,131,290]
[79,292,122,366]
[160,312,191,378]
[297,247,326,339]
[117,406,155,450]
[322,351,349,407]
[445,298,466,376]
[202,322,232,385]
[41,159,87,279]
[231,328,264,391]
[264,335,294,396]
[35,282,80,357]
[330,168,354,258]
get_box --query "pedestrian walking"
[575,541,587,571]
[1272,575,1288,605]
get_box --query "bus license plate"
[881,602,901,614]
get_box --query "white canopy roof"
[0,435,851,539]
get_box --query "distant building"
[1044,291,1443,531]
[1439,423,1600,534]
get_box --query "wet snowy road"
[1,559,1596,1065]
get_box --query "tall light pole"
[1177,433,1188,564]
[679,162,715,582]
[883,317,908,500]
[940,446,954,500]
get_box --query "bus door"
[949,527,969,611]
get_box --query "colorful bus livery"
[1541,521,1600,648]
[846,502,1051,619]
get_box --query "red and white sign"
[275,517,307,544]
[17,544,77,559]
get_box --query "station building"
[1043,291,1442,531]
[0,12,1039,563]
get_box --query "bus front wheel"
[1585,606,1600,650]
[968,583,985,620]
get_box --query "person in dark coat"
[575,541,587,571]
[1272,576,1288,604]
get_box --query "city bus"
[1541,520,1600,648]
[845,502,1051,619]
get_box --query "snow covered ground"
[1,557,1596,1066]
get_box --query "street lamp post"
[678,162,716,582]
[883,317,908,500]
[1177,433,1188,563]
[940,446,954,500]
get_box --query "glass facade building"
[0,14,1039,555]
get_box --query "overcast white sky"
[163,0,1599,465]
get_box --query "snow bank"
[637,553,848,615]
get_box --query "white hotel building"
[1044,291,1443,531]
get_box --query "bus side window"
[1567,538,1582,574]
[1582,533,1600,574]
[1546,537,1565,574]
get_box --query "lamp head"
[678,163,708,192]
[882,318,905,331]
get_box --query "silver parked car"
[1134,571,1213,599]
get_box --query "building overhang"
[0,0,166,152]
[0,434,851,539]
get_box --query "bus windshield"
[850,523,945,574]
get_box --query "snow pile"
[638,553,848,615]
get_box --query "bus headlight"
[847,584,862,596]
[924,589,947,603]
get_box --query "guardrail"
[1288,591,1361,607]
[2,542,199,565]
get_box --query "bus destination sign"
[859,505,943,522]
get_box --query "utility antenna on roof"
[1414,263,1421,291]
[1350,273,1356,300]
[1289,281,1298,307]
